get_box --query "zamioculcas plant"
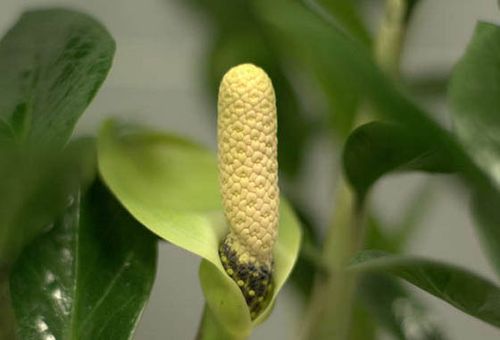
[5,1,500,339]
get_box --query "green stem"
[301,180,365,340]
[195,305,247,340]
[374,0,408,78]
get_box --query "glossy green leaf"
[0,140,96,263]
[10,181,158,340]
[343,121,453,198]
[97,120,302,335]
[351,251,500,329]
[0,9,115,146]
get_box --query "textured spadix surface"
[97,120,301,336]
[218,64,279,267]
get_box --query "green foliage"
[449,22,500,277]
[2,1,500,339]
[10,181,157,339]
[0,9,115,146]
[352,251,500,329]
[343,121,453,199]
[0,8,155,340]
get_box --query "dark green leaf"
[343,121,453,198]
[10,181,158,340]
[351,251,500,329]
[0,141,96,262]
[253,0,459,146]
[471,187,500,277]
[0,9,115,146]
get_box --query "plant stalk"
[301,179,365,340]
[375,0,409,78]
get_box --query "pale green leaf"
[97,120,302,335]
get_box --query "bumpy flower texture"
[217,63,279,319]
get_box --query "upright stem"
[375,0,408,78]
[301,180,364,340]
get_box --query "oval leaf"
[10,181,157,339]
[351,251,500,329]
[97,120,224,263]
[0,8,115,146]
[0,141,96,262]
[343,121,453,198]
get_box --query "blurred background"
[1,0,500,339]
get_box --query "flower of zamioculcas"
[97,63,301,338]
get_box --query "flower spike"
[217,64,279,318]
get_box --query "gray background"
[1,0,500,339]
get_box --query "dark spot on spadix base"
[218,242,273,319]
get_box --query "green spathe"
[97,120,302,335]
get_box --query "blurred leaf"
[0,9,115,146]
[471,187,500,278]
[97,120,302,335]
[348,299,376,340]
[406,72,449,99]
[449,22,500,276]
[449,22,500,191]
[351,251,500,329]
[359,274,446,340]
[253,0,455,145]
[308,0,371,46]
[405,0,423,22]
[0,141,96,262]
[288,205,321,300]
[10,181,157,340]
[343,122,453,199]
[362,214,446,339]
